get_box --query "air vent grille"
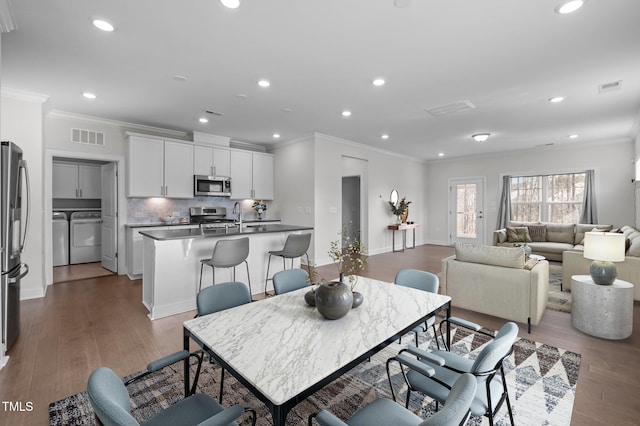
[425,100,476,117]
[598,80,622,94]
[71,128,105,146]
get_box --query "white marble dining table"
[182,276,452,426]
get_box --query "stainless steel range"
[189,207,237,231]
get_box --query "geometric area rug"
[546,263,571,313]
[49,326,581,426]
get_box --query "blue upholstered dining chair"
[387,319,518,426]
[308,372,476,426]
[196,281,252,402]
[273,268,309,295]
[394,269,441,348]
[87,364,256,426]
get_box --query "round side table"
[571,275,634,339]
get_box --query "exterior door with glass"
[449,178,485,245]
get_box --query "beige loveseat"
[493,222,613,261]
[441,243,549,333]
[562,225,640,301]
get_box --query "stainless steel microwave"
[194,175,231,197]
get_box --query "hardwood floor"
[52,262,115,284]
[1,244,638,425]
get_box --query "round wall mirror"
[390,189,399,206]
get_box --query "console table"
[387,223,420,252]
[571,275,634,339]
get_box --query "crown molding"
[1,87,49,103]
[0,0,16,33]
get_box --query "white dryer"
[70,211,102,264]
[52,211,69,266]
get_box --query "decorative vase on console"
[388,196,412,225]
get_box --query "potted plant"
[388,196,412,223]
[324,225,368,309]
[251,200,267,220]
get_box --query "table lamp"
[583,231,625,285]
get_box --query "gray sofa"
[493,221,613,261]
[562,225,640,300]
[441,243,549,333]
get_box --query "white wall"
[426,140,636,245]
[0,89,48,299]
[312,133,426,265]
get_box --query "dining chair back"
[273,268,309,295]
[394,269,440,347]
[197,281,252,316]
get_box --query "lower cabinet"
[126,225,196,278]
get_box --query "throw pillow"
[524,258,539,270]
[506,226,531,243]
[527,224,546,242]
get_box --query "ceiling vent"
[425,100,476,117]
[71,128,105,146]
[598,80,622,94]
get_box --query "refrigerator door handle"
[19,159,30,254]
[7,264,29,284]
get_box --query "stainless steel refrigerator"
[1,141,30,353]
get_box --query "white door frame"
[448,177,486,245]
[44,149,127,286]
[101,162,118,272]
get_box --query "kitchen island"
[139,224,313,319]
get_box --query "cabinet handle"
[79,189,83,198]
[212,166,215,176]
[75,189,78,198]
[165,185,168,196]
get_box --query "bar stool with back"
[264,233,312,295]
[199,237,251,293]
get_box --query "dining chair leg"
[264,254,273,294]
[219,368,225,402]
[244,260,251,296]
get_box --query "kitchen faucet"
[233,202,243,228]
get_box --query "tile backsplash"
[127,197,269,223]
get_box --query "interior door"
[101,162,117,272]
[449,178,485,245]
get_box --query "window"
[510,172,585,223]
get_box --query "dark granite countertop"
[125,219,280,228]
[138,224,313,241]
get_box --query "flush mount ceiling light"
[555,0,585,14]
[549,96,565,103]
[472,133,491,143]
[82,92,97,99]
[258,79,270,88]
[341,110,352,117]
[220,0,240,8]
[92,19,115,32]
[373,78,386,86]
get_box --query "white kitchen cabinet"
[126,224,196,278]
[229,150,274,200]
[52,161,101,199]
[126,135,194,198]
[194,145,230,177]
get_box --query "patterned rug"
[547,263,571,313]
[49,327,580,426]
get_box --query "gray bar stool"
[199,237,251,293]
[264,233,312,295]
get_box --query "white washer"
[70,211,102,264]
[52,211,69,266]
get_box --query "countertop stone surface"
[138,223,312,240]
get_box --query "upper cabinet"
[53,161,101,199]
[193,145,230,177]
[230,150,274,200]
[126,134,194,198]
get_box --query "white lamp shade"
[583,232,625,262]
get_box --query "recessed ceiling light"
[282,108,293,113]
[394,0,412,8]
[549,96,565,103]
[82,92,97,99]
[568,134,579,139]
[92,19,115,32]
[273,133,280,139]
[220,0,240,8]
[555,0,585,14]
[381,134,389,140]
[199,117,209,123]
[472,133,491,143]
[173,75,188,82]
[373,78,386,86]
[342,110,352,117]
[258,80,270,88]
[236,93,248,99]
[438,152,445,157]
